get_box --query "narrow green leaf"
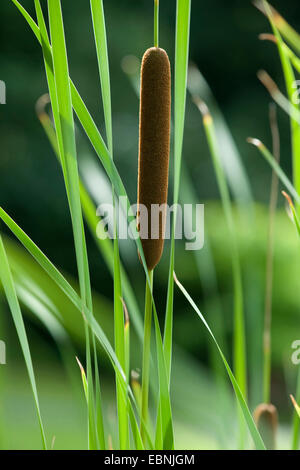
[0,235,47,449]
[90,0,113,154]
[197,104,247,398]
[247,138,300,205]
[187,64,253,208]
[76,356,88,401]
[254,1,300,54]
[263,0,300,215]
[36,98,143,342]
[291,396,300,419]
[90,0,128,448]
[164,0,191,388]
[174,273,266,450]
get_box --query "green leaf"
[197,105,247,397]
[174,273,266,450]
[164,0,191,388]
[254,1,300,55]
[36,95,143,343]
[187,64,253,208]
[263,0,300,215]
[196,103,247,447]
[90,0,128,448]
[247,138,300,205]
[0,235,47,449]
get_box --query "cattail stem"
[154,0,159,48]
[141,269,154,445]
[263,104,280,404]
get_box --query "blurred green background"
[0,0,300,449]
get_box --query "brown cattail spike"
[137,47,171,271]
[254,403,278,450]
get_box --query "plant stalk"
[154,0,159,48]
[141,269,154,444]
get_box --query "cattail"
[137,47,171,271]
[254,403,278,450]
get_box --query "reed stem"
[292,372,300,449]
[141,269,154,444]
[154,0,159,48]
[263,104,280,404]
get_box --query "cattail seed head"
[254,403,278,450]
[137,47,171,271]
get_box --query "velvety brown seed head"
[254,403,278,450]
[137,47,171,271]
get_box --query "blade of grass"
[47,0,100,449]
[257,70,300,126]
[36,97,143,342]
[90,0,113,154]
[194,99,247,447]
[259,34,300,74]
[262,0,300,216]
[153,302,174,450]
[0,235,47,449]
[247,138,300,205]
[174,272,266,450]
[263,105,280,405]
[122,300,130,384]
[76,356,88,402]
[281,191,300,449]
[187,64,254,209]
[282,191,300,235]
[141,270,153,446]
[164,0,191,388]
[254,0,300,54]
[291,395,300,419]
[90,0,128,448]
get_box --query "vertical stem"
[154,0,159,48]
[141,269,154,444]
[292,371,300,449]
[263,104,280,404]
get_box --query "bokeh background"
[0,0,300,449]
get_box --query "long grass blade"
[247,138,300,205]
[259,35,300,74]
[164,0,191,387]
[36,98,143,342]
[0,235,47,449]
[263,105,280,405]
[281,192,300,449]
[262,1,300,215]
[90,0,128,448]
[194,100,247,447]
[188,64,254,208]
[254,1,300,54]
[174,272,266,450]
[46,0,100,449]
